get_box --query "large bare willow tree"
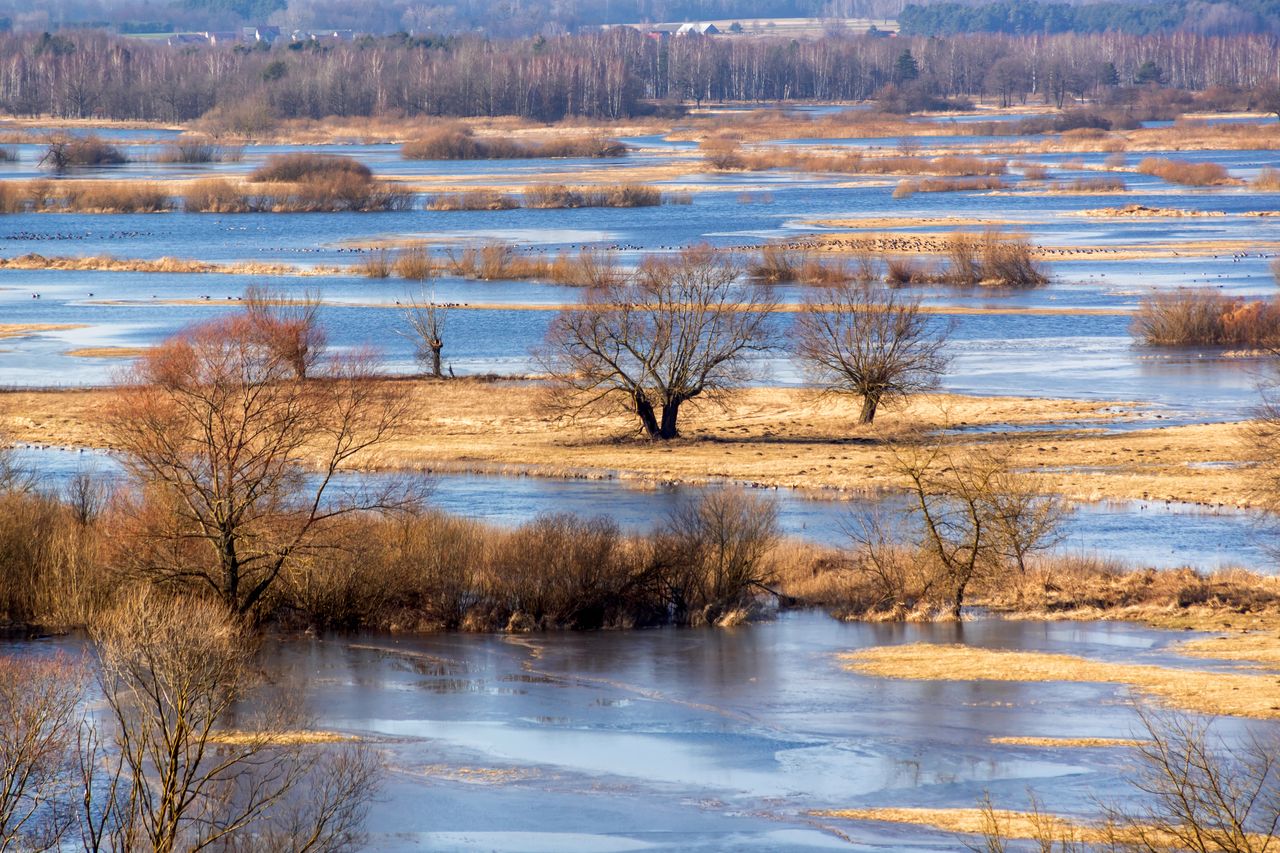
[105,312,413,617]
[541,246,776,440]
[795,280,948,425]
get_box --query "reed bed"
[1254,167,1280,190]
[402,125,626,160]
[716,143,1008,179]
[1049,176,1128,192]
[427,190,520,211]
[1134,289,1280,347]
[892,176,1007,198]
[0,180,174,213]
[1136,157,1236,186]
[183,174,411,213]
[156,137,243,163]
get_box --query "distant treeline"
[900,0,1280,35]
[1,29,1277,122]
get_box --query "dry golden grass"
[988,736,1146,748]
[0,381,1261,509]
[0,323,87,340]
[812,806,1274,849]
[839,644,1280,718]
[1177,632,1280,667]
[813,807,1095,841]
[208,730,358,745]
[0,253,337,276]
[63,347,150,359]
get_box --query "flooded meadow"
[3,109,1280,850]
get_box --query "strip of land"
[0,382,1258,508]
[839,644,1280,718]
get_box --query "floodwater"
[4,122,1280,852]
[4,612,1275,851]
[12,447,1270,571]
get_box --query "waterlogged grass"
[839,644,1280,718]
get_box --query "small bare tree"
[541,246,776,440]
[87,590,380,853]
[794,280,948,425]
[0,654,85,852]
[105,314,413,617]
[243,286,327,380]
[400,291,447,378]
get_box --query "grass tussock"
[1134,289,1280,347]
[359,248,393,278]
[1136,157,1236,186]
[747,244,856,285]
[941,231,1048,287]
[182,178,252,213]
[402,125,626,160]
[392,247,435,280]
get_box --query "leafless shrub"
[426,190,519,210]
[243,285,327,379]
[251,154,372,183]
[657,489,780,625]
[393,247,435,280]
[358,249,392,278]
[183,178,252,213]
[402,125,625,159]
[39,135,126,171]
[1134,289,1280,347]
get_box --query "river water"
[5,612,1274,851]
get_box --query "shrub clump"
[250,153,372,183]
[1136,157,1235,186]
[1134,289,1280,347]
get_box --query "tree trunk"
[636,396,660,438]
[431,345,443,378]
[858,393,880,425]
[658,401,680,439]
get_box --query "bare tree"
[541,246,776,440]
[1105,708,1280,853]
[400,291,447,378]
[0,654,85,853]
[104,313,413,617]
[243,286,327,380]
[88,590,380,853]
[794,279,948,425]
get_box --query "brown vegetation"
[402,125,626,159]
[1,180,173,213]
[104,314,411,616]
[1136,157,1237,186]
[39,134,126,170]
[1133,289,1280,347]
[893,176,1008,198]
[1049,176,1128,192]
